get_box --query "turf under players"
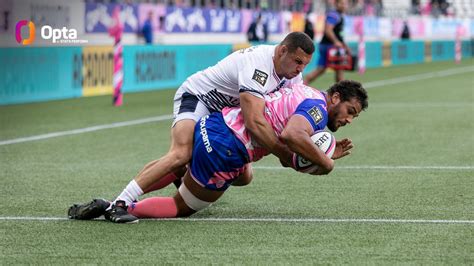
[69,32,315,223]
[70,80,368,221]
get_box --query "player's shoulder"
[239,45,275,61]
[326,10,341,21]
[291,84,326,100]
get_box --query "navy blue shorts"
[317,43,334,67]
[190,113,250,191]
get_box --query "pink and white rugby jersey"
[222,84,329,162]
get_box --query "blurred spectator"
[411,0,421,14]
[303,15,314,40]
[142,10,153,44]
[431,1,442,18]
[247,14,268,43]
[400,21,410,40]
[304,0,350,84]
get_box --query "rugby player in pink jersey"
[69,32,316,223]
[124,80,368,219]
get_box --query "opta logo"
[15,20,35,45]
[15,20,87,45]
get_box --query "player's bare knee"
[173,149,192,166]
[232,174,253,186]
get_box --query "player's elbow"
[318,160,334,175]
[280,128,300,148]
[244,116,266,135]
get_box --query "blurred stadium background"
[0,0,473,264]
[0,0,473,104]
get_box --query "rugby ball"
[293,131,336,173]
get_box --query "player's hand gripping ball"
[293,131,336,173]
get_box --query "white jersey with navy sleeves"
[173,45,304,125]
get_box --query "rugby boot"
[68,198,110,220]
[104,200,139,224]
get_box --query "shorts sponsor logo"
[252,69,268,86]
[199,115,213,153]
[307,106,323,125]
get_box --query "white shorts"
[172,84,211,127]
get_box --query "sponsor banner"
[363,16,379,38]
[343,16,357,39]
[82,46,114,96]
[431,40,455,61]
[378,17,392,39]
[263,11,282,34]
[85,3,138,33]
[240,9,254,34]
[461,40,473,57]
[165,7,242,33]
[138,3,166,33]
[382,41,392,66]
[365,41,383,68]
[471,19,474,37]
[280,10,292,34]
[226,9,242,33]
[290,12,305,32]
[0,47,82,105]
[407,17,426,39]
[314,14,326,38]
[30,2,72,29]
[165,7,207,33]
[122,44,231,92]
[391,41,425,65]
[0,0,12,33]
[431,18,459,38]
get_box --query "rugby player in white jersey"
[68,32,315,223]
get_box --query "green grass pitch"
[1,59,473,264]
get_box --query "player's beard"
[327,109,339,132]
[327,120,338,132]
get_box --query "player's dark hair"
[280,31,315,55]
[327,80,368,110]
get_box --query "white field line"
[0,216,473,224]
[363,65,474,89]
[253,166,474,170]
[0,114,173,146]
[369,102,473,108]
[1,66,473,146]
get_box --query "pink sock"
[143,173,179,193]
[128,197,178,218]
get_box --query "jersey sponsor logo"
[307,106,323,125]
[252,69,268,86]
[196,89,240,112]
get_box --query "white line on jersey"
[1,66,473,146]
[0,216,473,224]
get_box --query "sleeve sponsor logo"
[252,69,268,86]
[307,106,323,125]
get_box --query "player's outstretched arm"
[280,115,334,174]
[239,92,294,166]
